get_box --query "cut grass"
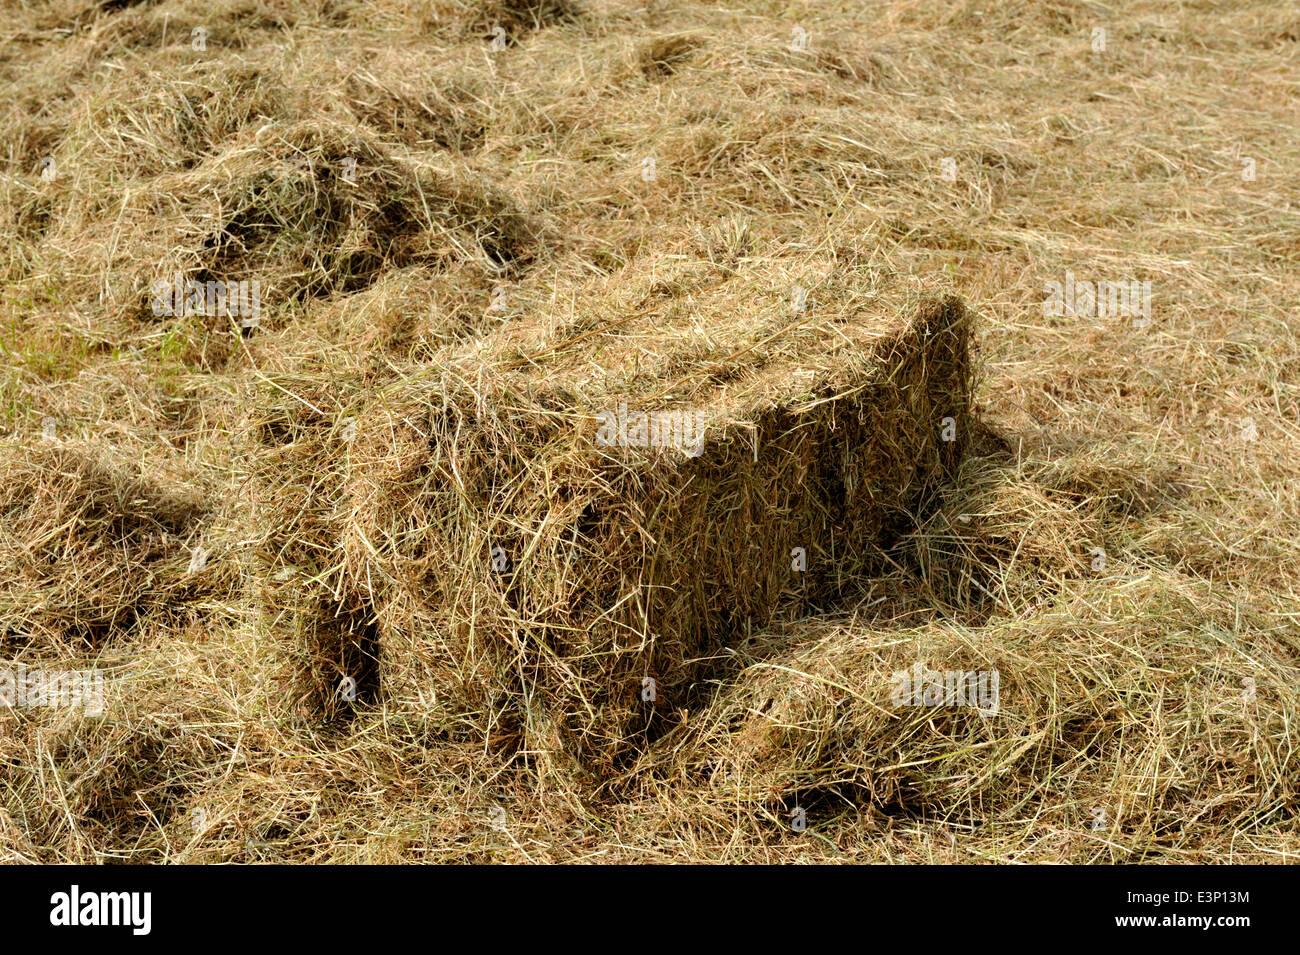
[0,0,1298,863]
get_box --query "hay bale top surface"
[404,258,949,430]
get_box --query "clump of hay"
[18,114,542,368]
[0,444,209,651]
[901,450,1187,619]
[344,68,490,151]
[642,570,1300,861]
[634,33,704,79]
[182,121,543,306]
[329,266,971,771]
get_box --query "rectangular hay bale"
[342,269,972,771]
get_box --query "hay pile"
[0,443,211,651]
[619,573,1300,862]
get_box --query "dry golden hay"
[466,0,583,38]
[237,366,370,726]
[16,114,543,367]
[647,572,1300,846]
[304,263,975,771]
[0,443,213,652]
[2,0,1297,865]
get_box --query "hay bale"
[335,266,972,770]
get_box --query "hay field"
[1,0,1298,863]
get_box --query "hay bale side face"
[343,285,971,768]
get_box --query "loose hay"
[0,443,210,652]
[3,0,1299,864]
